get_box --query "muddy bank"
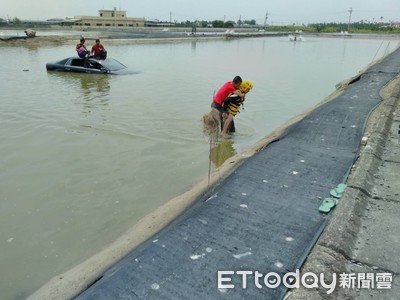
[0,28,400,47]
[0,28,287,48]
[2,29,397,48]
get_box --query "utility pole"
[347,8,353,32]
[170,11,172,25]
[264,10,269,28]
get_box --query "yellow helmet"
[240,80,253,93]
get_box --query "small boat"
[340,30,351,37]
[225,29,236,37]
[46,57,127,74]
[289,31,305,42]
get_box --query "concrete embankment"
[286,71,400,299]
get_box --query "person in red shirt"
[91,39,107,59]
[211,76,245,138]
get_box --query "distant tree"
[212,20,224,28]
[200,21,208,28]
[13,17,22,25]
[182,20,192,27]
[224,21,235,28]
[244,19,256,26]
[210,20,236,28]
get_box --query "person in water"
[212,76,245,138]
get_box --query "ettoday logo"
[218,270,336,294]
[218,270,393,294]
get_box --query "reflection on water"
[48,72,111,96]
[191,41,197,53]
[210,138,236,167]
[79,74,110,95]
[47,72,111,115]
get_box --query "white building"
[72,8,144,29]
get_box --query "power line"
[348,7,353,31]
[264,10,268,27]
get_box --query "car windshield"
[99,58,126,71]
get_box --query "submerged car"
[46,57,127,74]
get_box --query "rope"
[372,40,385,62]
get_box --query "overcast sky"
[2,0,400,24]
